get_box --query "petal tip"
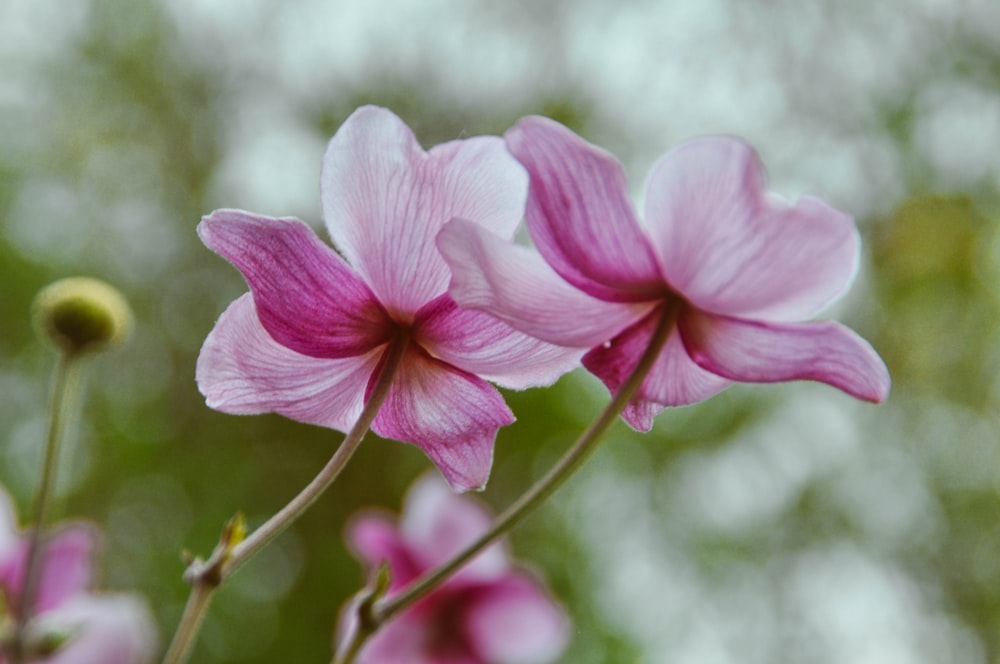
[855,359,892,404]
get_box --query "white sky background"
[161,0,998,220]
[3,0,998,242]
[2,0,999,661]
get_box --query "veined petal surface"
[196,295,381,433]
[198,210,391,358]
[582,309,730,430]
[506,116,664,302]
[438,219,650,348]
[414,294,582,390]
[644,137,859,320]
[371,347,514,492]
[321,106,528,316]
[680,310,891,402]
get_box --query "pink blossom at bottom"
[0,487,157,663]
[338,475,569,664]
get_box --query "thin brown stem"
[159,581,214,664]
[162,336,409,664]
[10,354,85,663]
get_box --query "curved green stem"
[159,582,214,664]
[10,354,86,663]
[333,627,367,664]
[162,336,409,664]
[370,303,677,632]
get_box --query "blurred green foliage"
[1,0,999,662]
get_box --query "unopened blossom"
[32,277,133,356]
[438,116,890,430]
[338,475,569,664]
[0,487,156,663]
[197,106,579,491]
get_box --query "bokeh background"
[2,0,999,661]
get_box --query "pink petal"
[32,526,95,614]
[464,573,570,664]
[505,116,664,302]
[198,209,391,358]
[400,475,507,582]
[1,526,94,614]
[346,513,422,590]
[644,137,860,321]
[349,612,441,664]
[196,295,382,432]
[371,347,515,492]
[414,294,583,390]
[680,310,891,402]
[582,309,731,430]
[321,105,528,316]
[438,219,651,348]
[42,594,158,664]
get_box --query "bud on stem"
[32,277,133,356]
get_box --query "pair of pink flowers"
[0,487,156,663]
[198,105,889,490]
[197,106,889,663]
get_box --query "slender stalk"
[334,627,367,664]
[159,582,214,664]
[162,336,410,664]
[349,303,678,656]
[10,354,86,663]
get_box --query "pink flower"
[339,475,569,664]
[438,117,891,430]
[196,107,580,491]
[0,488,157,663]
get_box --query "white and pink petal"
[414,295,583,390]
[0,525,95,615]
[506,116,664,302]
[644,137,859,321]
[41,594,158,664]
[198,210,391,358]
[321,106,528,316]
[463,573,570,664]
[196,295,381,433]
[371,347,514,492]
[582,309,730,431]
[438,219,651,349]
[679,310,891,403]
[32,526,95,615]
[348,611,438,664]
[399,475,507,582]
[346,513,422,591]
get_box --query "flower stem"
[369,303,677,634]
[334,628,367,664]
[11,353,86,663]
[162,336,409,664]
[159,581,214,664]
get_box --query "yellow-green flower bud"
[32,277,133,355]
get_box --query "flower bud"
[32,277,133,355]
